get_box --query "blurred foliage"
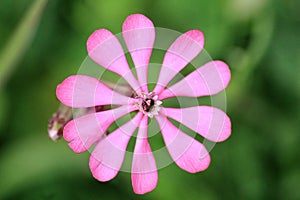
[0,0,300,199]
[0,0,47,88]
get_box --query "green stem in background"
[227,9,275,106]
[0,0,48,88]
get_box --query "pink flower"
[56,14,231,194]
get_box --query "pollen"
[135,92,162,118]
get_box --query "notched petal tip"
[68,139,88,154]
[86,29,113,54]
[89,155,119,182]
[213,60,231,89]
[216,113,232,142]
[185,29,205,48]
[174,140,211,173]
[62,120,75,142]
[55,76,74,107]
[122,14,154,31]
[63,120,89,154]
[132,171,158,194]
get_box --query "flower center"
[135,92,162,118]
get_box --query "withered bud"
[48,104,72,141]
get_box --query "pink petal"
[87,29,140,91]
[155,114,210,173]
[122,14,155,93]
[153,30,205,94]
[132,116,158,194]
[159,61,231,99]
[56,75,134,108]
[63,105,137,153]
[160,106,231,142]
[89,112,143,182]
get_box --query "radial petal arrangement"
[56,14,232,194]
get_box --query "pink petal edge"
[153,30,205,94]
[87,29,141,91]
[160,106,231,142]
[56,75,134,108]
[63,105,137,153]
[159,60,231,99]
[155,114,211,173]
[90,112,143,182]
[122,14,155,93]
[132,116,158,194]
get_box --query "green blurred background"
[0,0,299,199]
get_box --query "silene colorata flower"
[55,14,232,194]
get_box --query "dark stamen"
[142,98,155,112]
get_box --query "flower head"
[56,14,231,194]
[135,92,162,118]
